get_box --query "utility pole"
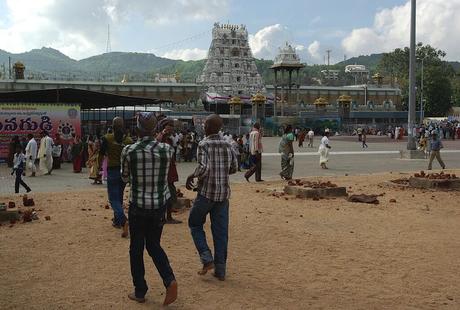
[420,57,424,123]
[326,50,332,84]
[106,24,112,53]
[8,57,11,79]
[407,0,417,150]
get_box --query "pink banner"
[0,103,81,160]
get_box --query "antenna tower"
[106,24,112,53]
[326,49,332,66]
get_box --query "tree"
[451,74,460,107]
[423,66,453,116]
[377,43,455,116]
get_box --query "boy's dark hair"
[285,125,293,134]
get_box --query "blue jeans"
[107,167,126,226]
[129,205,175,298]
[188,194,229,277]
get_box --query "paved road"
[1,136,459,194]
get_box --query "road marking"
[263,150,460,157]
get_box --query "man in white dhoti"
[25,133,38,177]
[318,130,331,169]
[38,131,54,175]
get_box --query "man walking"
[307,129,314,148]
[427,131,446,170]
[38,131,54,175]
[121,112,178,306]
[186,114,238,281]
[100,117,132,230]
[25,133,37,177]
[244,123,263,182]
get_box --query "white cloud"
[162,48,207,61]
[248,24,335,64]
[309,16,321,26]
[249,24,291,60]
[307,41,321,60]
[0,0,228,59]
[342,0,460,60]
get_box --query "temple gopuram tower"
[197,23,264,96]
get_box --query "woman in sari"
[279,125,295,180]
[319,130,331,169]
[298,129,306,148]
[71,135,83,173]
[87,137,102,184]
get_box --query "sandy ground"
[1,170,460,309]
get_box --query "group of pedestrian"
[8,131,58,193]
[294,128,315,148]
[116,113,237,305]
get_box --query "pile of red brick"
[287,179,338,189]
[413,171,457,180]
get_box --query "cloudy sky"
[0,0,459,63]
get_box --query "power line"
[150,30,211,52]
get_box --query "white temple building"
[197,23,264,98]
[273,42,302,67]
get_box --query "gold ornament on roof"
[337,95,352,103]
[13,61,25,69]
[314,97,328,105]
[228,96,243,105]
[250,92,266,104]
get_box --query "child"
[362,131,368,148]
[419,135,428,158]
[12,146,31,194]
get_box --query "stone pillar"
[296,69,301,115]
[281,70,285,116]
[274,70,278,117]
[288,70,292,110]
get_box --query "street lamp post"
[407,0,417,150]
[420,57,424,123]
[363,85,367,108]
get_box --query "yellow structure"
[251,92,266,121]
[372,73,384,86]
[313,97,328,106]
[313,97,328,112]
[337,95,352,105]
[13,61,25,80]
[228,96,243,115]
[337,95,352,119]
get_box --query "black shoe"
[213,273,225,281]
[128,293,145,303]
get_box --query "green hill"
[1,47,458,84]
